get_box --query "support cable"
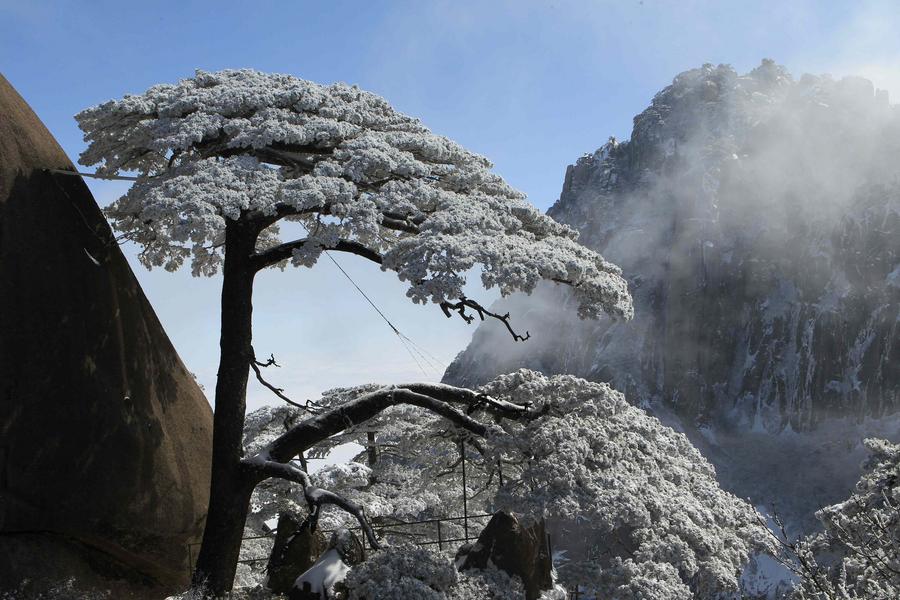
[297,224,445,378]
[49,167,446,378]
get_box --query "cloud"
[786,0,900,100]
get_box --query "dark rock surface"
[0,74,213,597]
[455,512,552,600]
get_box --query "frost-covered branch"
[76,69,633,318]
[250,237,383,271]
[248,346,310,411]
[263,384,511,463]
[398,382,531,417]
[240,457,379,549]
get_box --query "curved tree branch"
[240,383,530,551]
[379,216,420,234]
[249,346,312,411]
[399,382,531,417]
[196,137,335,169]
[262,384,523,464]
[241,458,380,549]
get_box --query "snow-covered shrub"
[165,584,281,600]
[786,438,900,599]
[339,545,523,600]
[609,560,695,599]
[243,370,773,597]
[479,370,775,597]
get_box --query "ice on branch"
[76,69,632,318]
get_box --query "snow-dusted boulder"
[266,513,328,594]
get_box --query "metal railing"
[567,586,586,600]
[187,512,495,575]
[187,514,590,596]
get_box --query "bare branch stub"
[254,352,280,368]
[440,295,531,342]
[249,346,321,413]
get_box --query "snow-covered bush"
[338,545,524,600]
[165,584,280,600]
[479,370,775,597]
[560,558,691,600]
[242,370,773,597]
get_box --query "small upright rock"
[266,513,328,594]
[455,511,553,600]
[289,529,360,600]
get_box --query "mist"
[445,60,900,539]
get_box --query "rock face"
[445,61,900,527]
[455,512,552,600]
[0,74,213,596]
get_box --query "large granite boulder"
[0,74,213,597]
[455,512,552,600]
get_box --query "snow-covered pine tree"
[76,69,766,596]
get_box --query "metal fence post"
[460,440,469,541]
[366,431,377,467]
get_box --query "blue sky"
[3,0,899,415]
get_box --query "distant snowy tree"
[777,438,900,599]
[75,69,632,595]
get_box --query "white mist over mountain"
[445,60,899,542]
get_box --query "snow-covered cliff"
[445,60,900,534]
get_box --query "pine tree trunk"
[192,219,259,595]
